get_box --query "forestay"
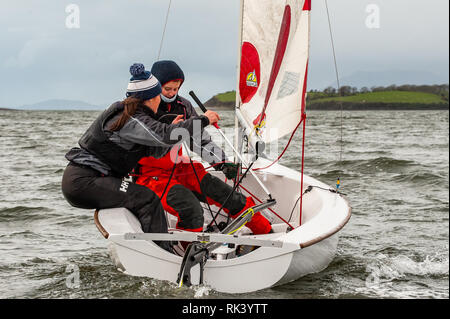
[237,0,311,143]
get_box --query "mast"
[234,0,244,155]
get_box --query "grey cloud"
[0,0,448,108]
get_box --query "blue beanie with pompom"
[126,63,161,100]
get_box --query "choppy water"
[0,109,448,299]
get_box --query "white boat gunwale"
[299,194,351,248]
[93,190,351,251]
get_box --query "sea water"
[0,109,448,299]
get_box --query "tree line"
[307,84,449,102]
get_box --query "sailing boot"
[200,174,272,234]
[236,197,272,235]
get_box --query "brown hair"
[109,97,143,131]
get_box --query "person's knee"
[128,183,161,208]
[123,184,167,231]
[201,173,246,214]
[166,185,204,229]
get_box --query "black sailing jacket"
[65,101,211,177]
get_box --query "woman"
[61,63,219,252]
[135,60,272,237]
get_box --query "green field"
[213,90,447,104]
[206,89,448,110]
[215,91,236,103]
[308,91,446,104]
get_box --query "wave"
[307,156,418,175]
[19,145,48,150]
[0,230,43,239]
[345,252,450,298]
[38,182,62,192]
[313,169,358,181]
[363,253,449,295]
[391,171,447,185]
[0,206,54,222]
[345,150,391,156]
[307,156,423,182]
[351,157,418,173]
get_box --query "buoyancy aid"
[79,102,149,177]
[138,98,190,175]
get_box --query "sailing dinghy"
[94,0,351,294]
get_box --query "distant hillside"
[204,91,235,109]
[311,91,443,103]
[307,84,448,110]
[0,108,19,111]
[205,85,449,110]
[14,99,105,110]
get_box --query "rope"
[206,161,255,229]
[299,114,306,226]
[288,185,342,225]
[188,157,220,228]
[325,0,344,192]
[157,0,173,60]
[160,146,179,200]
[252,117,304,171]
[238,184,294,230]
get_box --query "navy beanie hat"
[126,63,162,100]
[151,60,185,86]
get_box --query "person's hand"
[171,114,184,124]
[204,110,220,126]
[215,162,238,179]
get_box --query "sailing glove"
[215,162,239,179]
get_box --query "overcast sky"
[0,0,448,107]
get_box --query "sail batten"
[237,0,311,143]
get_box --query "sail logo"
[246,70,258,87]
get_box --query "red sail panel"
[303,0,311,11]
[239,42,261,104]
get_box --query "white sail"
[237,0,311,143]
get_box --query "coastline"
[203,100,449,111]
[307,101,449,110]
[205,86,449,111]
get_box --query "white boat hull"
[105,232,338,293]
[95,158,351,293]
[276,234,338,287]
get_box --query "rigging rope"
[252,117,303,171]
[325,0,344,192]
[157,0,173,60]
